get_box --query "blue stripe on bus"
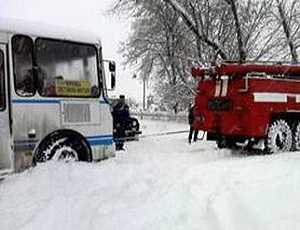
[100,100,109,104]
[87,135,114,146]
[14,142,37,151]
[14,134,114,150]
[14,139,39,144]
[12,99,108,104]
[88,138,114,146]
[12,99,60,104]
[87,135,113,139]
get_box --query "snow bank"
[139,118,188,135]
[1,120,300,230]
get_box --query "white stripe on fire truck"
[254,93,300,103]
[215,80,222,97]
[221,78,229,97]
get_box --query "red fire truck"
[191,63,300,154]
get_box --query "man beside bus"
[188,103,198,144]
[112,95,130,150]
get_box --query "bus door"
[0,44,13,173]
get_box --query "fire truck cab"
[192,63,300,154]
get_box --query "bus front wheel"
[33,130,92,164]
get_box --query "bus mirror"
[111,73,116,89]
[109,61,116,72]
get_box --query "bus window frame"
[11,34,36,97]
[98,47,107,97]
[0,49,6,111]
[35,37,101,99]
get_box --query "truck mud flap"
[207,132,218,141]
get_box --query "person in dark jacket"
[112,95,130,150]
[188,103,198,144]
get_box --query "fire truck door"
[0,44,13,173]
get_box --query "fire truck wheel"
[294,123,300,151]
[266,119,292,154]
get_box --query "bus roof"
[0,18,102,46]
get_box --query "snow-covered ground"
[139,117,188,135]
[1,119,300,230]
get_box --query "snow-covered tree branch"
[112,0,300,112]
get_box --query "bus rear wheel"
[34,131,92,164]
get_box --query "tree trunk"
[276,0,298,64]
[163,0,228,61]
[224,0,246,63]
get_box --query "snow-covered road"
[1,119,300,230]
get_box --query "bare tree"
[163,0,229,60]
[111,0,299,112]
[115,1,197,112]
[162,0,279,63]
[223,0,246,62]
[274,0,299,63]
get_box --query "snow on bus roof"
[0,18,102,46]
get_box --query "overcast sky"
[0,0,143,102]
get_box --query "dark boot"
[116,142,125,151]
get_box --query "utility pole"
[143,77,146,111]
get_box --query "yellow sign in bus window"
[55,80,91,97]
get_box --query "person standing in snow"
[188,103,198,144]
[112,95,130,150]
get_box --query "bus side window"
[12,35,35,96]
[0,50,5,110]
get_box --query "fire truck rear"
[191,63,300,154]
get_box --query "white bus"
[0,19,116,175]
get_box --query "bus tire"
[33,130,92,164]
[266,119,292,154]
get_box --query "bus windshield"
[35,38,99,97]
